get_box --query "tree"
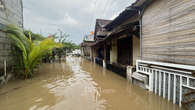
[24,30,45,41]
[53,29,69,43]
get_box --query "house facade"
[103,9,140,77]
[133,0,195,109]
[91,19,111,66]
[0,0,23,74]
[81,34,94,60]
[81,0,195,109]
[142,0,195,65]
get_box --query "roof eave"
[104,0,151,31]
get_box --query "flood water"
[0,57,183,110]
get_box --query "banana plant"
[4,24,62,78]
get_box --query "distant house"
[91,19,111,66]
[80,34,95,60]
[0,0,23,74]
[81,19,111,63]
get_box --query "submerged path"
[0,57,182,110]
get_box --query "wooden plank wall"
[0,0,23,70]
[142,0,195,66]
[0,0,23,27]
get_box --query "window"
[0,0,4,9]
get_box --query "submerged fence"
[136,60,195,107]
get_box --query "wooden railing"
[136,60,195,107]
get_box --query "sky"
[23,0,136,44]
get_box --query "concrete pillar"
[103,43,107,68]
[93,57,96,63]
[103,60,106,68]
[110,39,117,64]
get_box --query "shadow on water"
[0,57,183,110]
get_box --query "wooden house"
[101,7,140,77]
[91,19,111,66]
[0,0,23,74]
[80,34,94,60]
[89,0,195,108]
[131,0,195,109]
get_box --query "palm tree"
[4,24,62,78]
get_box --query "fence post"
[149,69,154,92]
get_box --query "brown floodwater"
[0,57,183,110]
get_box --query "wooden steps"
[181,101,191,110]
[132,72,148,89]
[132,72,147,83]
[182,90,195,110]
[182,98,195,105]
[184,91,195,96]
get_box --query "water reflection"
[0,57,182,110]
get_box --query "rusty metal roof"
[94,19,112,40]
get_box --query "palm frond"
[4,24,62,78]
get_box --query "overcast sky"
[23,0,135,44]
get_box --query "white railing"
[136,60,195,107]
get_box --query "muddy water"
[0,57,182,110]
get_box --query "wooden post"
[159,71,162,96]
[155,71,157,94]
[149,69,154,92]
[103,43,107,68]
[179,76,182,107]
[93,48,96,63]
[168,73,171,101]
[4,59,6,77]
[163,72,166,98]
[173,74,176,104]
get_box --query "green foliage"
[24,30,45,41]
[52,29,80,54]
[63,42,80,53]
[4,24,62,78]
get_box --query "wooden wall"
[142,0,195,66]
[0,0,23,27]
[0,0,23,70]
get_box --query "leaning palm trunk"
[4,25,62,78]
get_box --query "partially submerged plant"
[4,24,62,79]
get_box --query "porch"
[128,60,195,109]
[104,21,140,77]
